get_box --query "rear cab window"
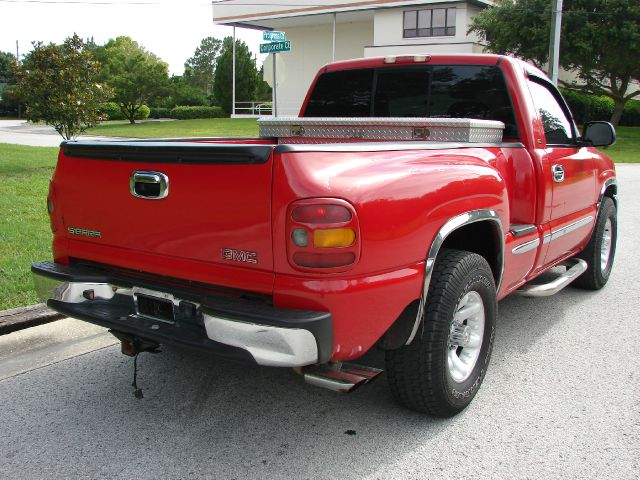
[304,64,519,139]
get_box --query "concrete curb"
[0,304,64,335]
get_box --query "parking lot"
[1,165,638,480]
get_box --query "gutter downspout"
[332,13,337,62]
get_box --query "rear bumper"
[32,261,332,367]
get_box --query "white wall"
[365,2,483,57]
[273,20,374,115]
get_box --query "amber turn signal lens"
[313,228,356,248]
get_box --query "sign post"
[260,31,291,117]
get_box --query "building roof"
[212,0,493,26]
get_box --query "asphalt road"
[1,166,638,480]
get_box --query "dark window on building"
[404,8,456,38]
[304,65,519,139]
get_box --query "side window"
[527,79,574,145]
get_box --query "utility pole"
[16,40,21,119]
[548,0,563,85]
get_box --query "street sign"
[263,31,286,42]
[259,41,291,54]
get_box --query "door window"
[527,78,574,145]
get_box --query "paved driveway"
[0,166,638,479]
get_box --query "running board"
[304,363,383,393]
[516,258,588,297]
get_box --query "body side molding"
[406,209,504,345]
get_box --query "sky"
[0,0,267,75]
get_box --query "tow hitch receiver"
[109,330,161,357]
[304,363,383,393]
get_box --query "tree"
[213,37,258,114]
[95,36,169,124]
[184,37,222,96]
[0,51,17,84]
[469,0,640,126]
[255,64,272,102]
[14,34,106,139]
[0,52,19,115]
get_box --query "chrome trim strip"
[548,216,594,243]
[406,209,504,345]
[512,238,540,255]
[274,142,525,154]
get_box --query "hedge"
[560,89,640,126]
[97,102,150,121]
[169,106,227,119]
[149,107,172,119]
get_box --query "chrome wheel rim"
[600,218,613,272]
[447,291,485,383]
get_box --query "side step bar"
[516,258,588,297]
[304,363,383,393]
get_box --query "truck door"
[526,77,596,267]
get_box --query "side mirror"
[583,121,616,147]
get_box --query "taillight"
[287,199,360,272]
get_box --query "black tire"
[385,249,497,417]
[574,196,617,290]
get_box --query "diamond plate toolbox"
[258,117,505,144]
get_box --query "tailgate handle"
[130,171,169,199]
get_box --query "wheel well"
[440,221,502,286]
[604,185,618,207]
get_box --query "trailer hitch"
[109,330,161,399]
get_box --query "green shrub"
[97,102,150,121]
[169,105,227,119]
[561,89,613,124]
[149,107,172,119]
[97,102,125,121]
[135,104,151,120]
[621,99,640,127]
[561,89,640,126]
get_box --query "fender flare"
[405,209,505,345]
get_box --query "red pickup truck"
[32,54,617,417]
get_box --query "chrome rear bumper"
[32,261,332,367]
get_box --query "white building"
[212,0,493,116]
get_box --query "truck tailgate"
[55,141,275,293]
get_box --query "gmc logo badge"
[221,248,258,264]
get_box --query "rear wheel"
[574,196,617,290]
[385,249,496,417]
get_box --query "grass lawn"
[603,126,639,163]
[86,118,259,138]
[0,144,57,310]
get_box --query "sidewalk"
[0,120,124,147]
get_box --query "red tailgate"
[53,141,275,293]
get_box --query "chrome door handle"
[130,171,169,199]
[552,164,565,183]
